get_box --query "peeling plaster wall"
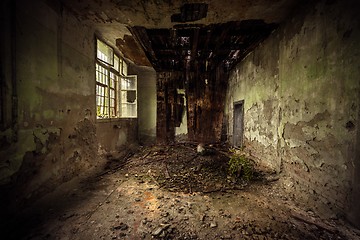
[0,0,138,205]
[225,0,360,225]
[226,33,281,171]
[0,0,97,202]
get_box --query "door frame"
[233,100,244,148]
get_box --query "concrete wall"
[0,0,138,204]
[225,0,360,225]
[129,64,156,144]
[97,119,138,151]
[226,33,281,170]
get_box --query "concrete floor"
[4,144,360,240]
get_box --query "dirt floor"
[3,143,360,240]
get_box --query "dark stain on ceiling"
[171,3,208,23]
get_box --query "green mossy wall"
[225,0,360,226]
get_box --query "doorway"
[233,100,244,148]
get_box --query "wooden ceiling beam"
[190,27,200,61]
[131,21,277,72]
[129,26,160,70]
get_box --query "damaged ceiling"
[59,0,302,68]
[130,20,276,72]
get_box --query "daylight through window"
[96,38,137,119]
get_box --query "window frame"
[95,62,111,119]
[95,37,137,120]
[96,39,114,66]
[120,75,137,118]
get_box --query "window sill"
[96,117,137,123]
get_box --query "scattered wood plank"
[164,163,171,179]
[201,186,245,194]
[291,211,338,234]
[147,170,161,187]
[140,150,151,160]
[140,157,166,166]
[84,188,116,221]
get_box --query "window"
[95,38,137,119]
[120,75,137,118]
[97,39,113,65]
[96,64,110,118]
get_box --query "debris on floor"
[3,143,360,240]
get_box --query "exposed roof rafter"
[131,20,277,72]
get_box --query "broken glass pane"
[126,90,136,103]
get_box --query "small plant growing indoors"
[228,149,253,181]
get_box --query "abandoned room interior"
[0,0,359,239]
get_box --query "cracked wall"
[225,32,281,171]
[0,0,138,205]
[225,0,360,226]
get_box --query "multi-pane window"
[95,38,137,119]
[97,39,113,65]
[121,76,137,118]
[109,72,117,117]
[96,64,109,118]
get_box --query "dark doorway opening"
[233,100,244,148]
